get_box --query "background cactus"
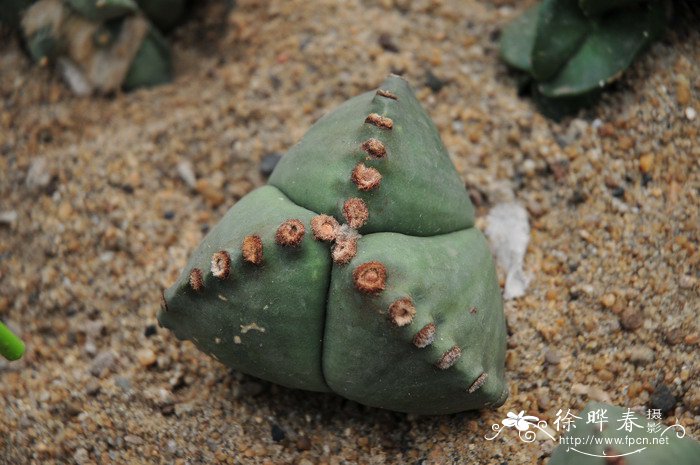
[158,75,508,415]
[2,0,177,93]
[549,402,700,465]
[500,0,667,118]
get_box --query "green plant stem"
[0,321,25,361]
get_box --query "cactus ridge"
[159,76,507,414]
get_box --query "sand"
[0,1,698,464]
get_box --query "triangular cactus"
[158,76,508,414]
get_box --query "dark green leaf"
[123,26,172,90]
[538,1,666,98]
[499,3,541,73]
[531,0,589,81]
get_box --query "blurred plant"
[0,0,188,94]
[0,321,24,361]
[500,0,668,119]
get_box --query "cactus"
[549,402,700,464]
[500,0,667,118]
[17,0,172,93]
[0,321,25,361]
[158,75,508,415]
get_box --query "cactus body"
[20,0,172,93]
[500,0,667,118]
[549,402,700,465]
[159,76,508,414]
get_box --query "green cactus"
[20,0,172,93]
[500,0,667,118]
[549,402,700,465]
[158,75,508,415]
[123,25,172,91]
[0,321,25,361]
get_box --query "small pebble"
[600,293,616,309]
[610,187,625,199]
[650,384,676,414]
[0,210,18,227]
[137,348,157,367]
[259,153,282,177]
[115,376,132,392]
[177,161,197,189]
[679,275,696,289]
[124,434,144,445]
[617,136,634,151]
[296,436,312,451]
[685,107,696,121]
[676,75,691,105]
[73,447,89,465]
[544,349,562,365]
[271,424,286,442]
[195,179,225,207]
[619,309,643,331]
[25,157,51,190]
[628,345,654,365]
[90,351,116,378]
[144,324,157,337]
[665,328,684,345]
[378,33,399,53]
[424,70,445,93]
[638,154,653,174]
[569,191,587,206]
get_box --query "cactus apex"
[352,261,386,294]
[376,89,398,100]
[275,219,305,246]
[468,372,488,393]
[365,113,393,130]
[343,198,369,229]
[242,235,263,265]
[311,214,340,242]
[388,297,416,327]
[436,345,462,370]
[189,268,204,291]
[351,163,382,191]
[210,251,231,279]
[413,322,436,348]
[360,138,387,159]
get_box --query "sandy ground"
[1,1,698,464]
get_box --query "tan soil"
[1,1,698,464]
